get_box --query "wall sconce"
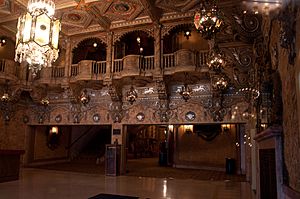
[184,30,191,40]
[184,125,193,134]
[93,42,98,48]
[50,126,59,134]
[126,86,138,104]
[80,89,90,105]
[168,125,174,132]
[41,97,50,106]
[221,124,231,133]
[0,38,6,47]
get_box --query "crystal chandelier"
[194,0,223,40]
[15,0,61,77]
[126,86,138,104]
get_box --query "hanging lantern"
[194,0,223,40]
[15,0,61,77]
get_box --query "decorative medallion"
[185,111,196,121]
[136,112,145,122]
[114,3,130,12]
[23,115,29,124]
[93,113,100,122]
[55,114,62,123]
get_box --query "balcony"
[0,49,209,84]
[0,59,18,81]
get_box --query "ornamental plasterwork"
[113,26,155,44]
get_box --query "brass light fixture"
[207,45,226,71]
[212,75,228,91]
[194,0,223,40]
[15,0,61,77]
[126,86,138,105]
[180,84,193,102]
[80,89,90,105]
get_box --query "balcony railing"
[71,64,79,77]
[51,67,65,78]
[92,61,106,75]
[0,59,5,72]
[0,49,209,82]
[139,56,154,71]
[113,59,123,73]
[163,54,175,69]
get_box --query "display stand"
[105,144,121,176]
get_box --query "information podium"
[105,144,121,176]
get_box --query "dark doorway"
[259,148,277,199]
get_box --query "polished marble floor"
[0,168,255,199]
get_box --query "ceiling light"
[15,0,61,77]
[194,0,223,40]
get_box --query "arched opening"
[72,38,107,64]
[163,24,209,54]
[114,31,154,59]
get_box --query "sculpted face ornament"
[126,86,138,105]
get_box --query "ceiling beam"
[86,5,111,31]
[139,0,161,23]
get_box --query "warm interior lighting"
[184,125,193,133]
[221,124,231,132]
[15,0,61,77]
[242,0,282,15]
[1,93,10,102]
[0,38,6,46]
[168,125,174,132]
[194,0,223,39]
[184,30,191,40]
[212,76,228,90]
[50,126,58,134]
[80,89,90,105]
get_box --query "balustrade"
[113,59,123,73]
[92,61,106,74]
[139,56,154,71]
[71,64,79,77]
[51,67,65,78]
[163,54,175,69]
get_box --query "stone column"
[105,32,113,83]
[64,37,71,76]
[154,24,162,75]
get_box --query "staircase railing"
[66,126,94,150]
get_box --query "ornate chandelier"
[15,0,61,77]
[212,75,228,90]
[207,48,226,71]
[194,0,223,40]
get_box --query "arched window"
[72,38,107,64]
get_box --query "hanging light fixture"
[80,89,90,105]
[212,75,228,91]
[126,86,138,104]
[207,45,226,71]
[180,84,193,102]
[194,0,223,40]
[15,0,61,77]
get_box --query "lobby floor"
[0,168,255,199]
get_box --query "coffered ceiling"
[0,0,243,37]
